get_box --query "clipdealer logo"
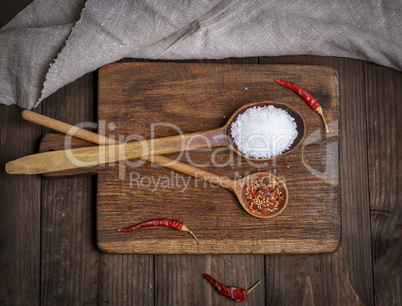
[62,120,339,187]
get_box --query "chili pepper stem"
[315,106,329,133]
[246,280,261,295]
[181,224,200,244]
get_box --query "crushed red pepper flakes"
[243,177,283,216]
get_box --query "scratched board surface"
[95,62,340,254]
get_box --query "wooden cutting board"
[40,62,340,254]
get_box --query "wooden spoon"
[160,161,289,219]
[17,110,289,219]
[6,102,305,175]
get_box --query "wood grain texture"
[0,3,40,305]
[332,58,374,305]
[98,254,154,305]
[0,104,41,305]
[154,254,265,305]
[0,0,37,305]
[152,58,266,306]
[39,75,100,305]
[261,56,374,305]
[38,74,156,306]
[365,62,402,306]
[96,62,340,254]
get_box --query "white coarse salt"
[230,105,298,159]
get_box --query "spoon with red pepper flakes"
[152,155,288,219]
[244,175,284,216]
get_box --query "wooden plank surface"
[2,3,402,305]
[38,74,155,306]
[39,75,100,305]
[153,59,267,306]
[365,62,402,305]
[261,56,374,305]
[0,105,41,305]
[0,2,40,305]
[96,62,340,254]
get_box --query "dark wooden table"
[1,3,401,305]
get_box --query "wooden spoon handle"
[21,110,111,145]
[6,128,225,175]
[18,111,233,189]
[149,155,233,189]
[6,110,229,184]
[7,111,230,189]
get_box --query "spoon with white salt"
[6,102,306,175]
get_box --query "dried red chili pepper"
[117,218,199,243]
[203,274,261,302]
[275,79,329,132]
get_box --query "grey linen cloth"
[0,0,401,109]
